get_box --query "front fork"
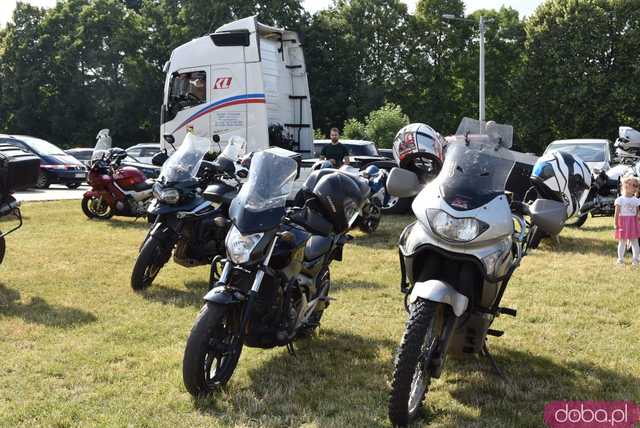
[425,312,459,379]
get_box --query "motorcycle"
[130,133,246,290]
[297,160,382,233]
[0,141,40,264]
[182,148,366,396]
[385,121,566,427]
[82,129,154,219]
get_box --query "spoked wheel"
[183,303,242,397]
[389,299,443,427]
[81,195,113,219]
[130,236,171,290]
[359,200,382,233]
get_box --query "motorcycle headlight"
[426,209,489,243]
[154,185,180,204]
[225,226,264,264]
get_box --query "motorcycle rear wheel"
[183,303,242,397]
[359,200,382,233]
[130,236,170,290]
[389,299,442,427]
[297,268,330,338]
[81,196,113,219]
[0,234,5,265]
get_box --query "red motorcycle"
[82,134,154,219]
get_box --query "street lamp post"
[442,14,493,128]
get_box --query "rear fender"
[409,280,469,317]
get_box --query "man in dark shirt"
[320,128,350,167]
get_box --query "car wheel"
[35,172,50,189]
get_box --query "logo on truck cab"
[214,77,232,89]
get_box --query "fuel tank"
[114,166,146,190]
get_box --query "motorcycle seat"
[133,179,154,191]
[304,235,333,261]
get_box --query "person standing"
[320,128,350,167]
[614,175,640,266]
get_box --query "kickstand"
[286,342,297,357]
[481,343,507,381]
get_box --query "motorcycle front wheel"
[183,303,242,397]
[389,299,443,427]
[81,195,113,219]
[130,236,171,290]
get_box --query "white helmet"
[393,123,444,181]
[531,151,592,218]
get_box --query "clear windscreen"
[437,141,515,211]
[454,117,514,148]
[219,136,246,162]
[159,133,210,183]
[234,151,297,212]
[92,129,112,161]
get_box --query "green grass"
[0,201,638,427]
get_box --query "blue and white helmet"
[531,150,592,218]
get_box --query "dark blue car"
[0,134,87,189]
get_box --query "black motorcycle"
[182,149,367,396]
[130,134,246,290]
[0,142,39,264]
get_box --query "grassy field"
[0,200,638,427]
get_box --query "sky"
[0,0,545,27]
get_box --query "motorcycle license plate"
[75,173,85,178]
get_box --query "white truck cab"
[160,16,313,155]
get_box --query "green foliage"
[0,0,639,153]
[342,118,367,140]
[313,128,326,139]
[364,103,409,148]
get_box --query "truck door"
[162,66,211,146]
[210,64,248,146]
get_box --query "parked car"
[0,135,86,189]
[126,143,162,164]
[65,147,160,179]
[543,139,612,173]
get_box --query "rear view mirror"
[529,199,566,236]
[386,167,420,198]
[210,134,221,154]
[151,151,168,166]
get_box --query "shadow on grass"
[438,346,640,427]
[0,283,96,327]
[349,215,411,250]
[579,223,613,233]
[194,329,396,427]
[140,282,208,308]
[545,236,614,257]
[105,217,151,230]
[332,278,384,291]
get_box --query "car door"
[163,67,211,146]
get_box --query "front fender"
[409,280,469,317]
[204,286,244,305]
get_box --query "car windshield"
[347,143,378,156]
[21,137,65,156]
[436,140,515,211]
[546,143,606,162]
[159,133,210,183]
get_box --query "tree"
[364,103,409,148]
[342,118,367,139]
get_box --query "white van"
[160,16,313,155]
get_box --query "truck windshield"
[166,71,207,121]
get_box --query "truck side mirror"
[212,135,220,143]
[209,134,221,155]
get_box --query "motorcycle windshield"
[219,136,246,162]
[230,150,297,234]
[159,133,210,183]
[454,117,514,149]
[92,129,112,161]
[437,140,515,211]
